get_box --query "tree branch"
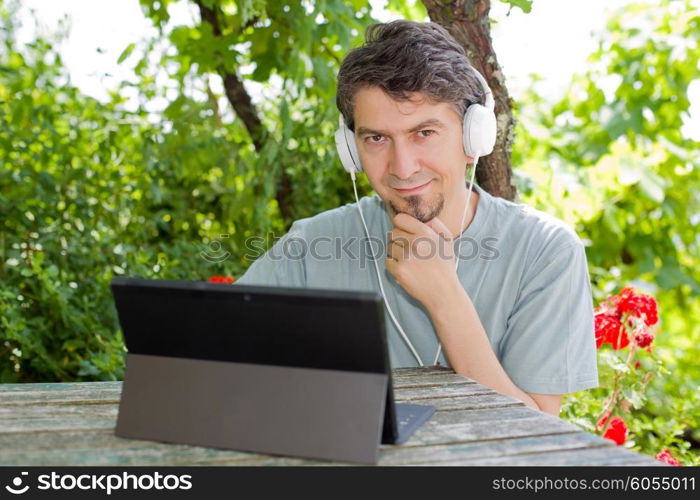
[205,78,222,127]
[194,0,266,150]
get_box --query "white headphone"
[335,67,497,367]
[334,67,497,174]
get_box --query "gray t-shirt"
[237,182,599,394]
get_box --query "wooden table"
[0,367,661,466]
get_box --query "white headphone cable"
[350,171,425,366]
[433,157,479,365]
[350,158,478,367]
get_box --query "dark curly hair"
[336,20,484,131]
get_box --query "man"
[237,20,598,417]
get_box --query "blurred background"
[1,0,698,463]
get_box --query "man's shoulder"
[289,194,384,237]
[484,189,584,253]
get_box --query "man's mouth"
[393,179,433,195]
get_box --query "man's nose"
[388,141,420,180]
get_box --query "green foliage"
[0,5,235,380]
[513,0,700,465]
[136,0,380,224]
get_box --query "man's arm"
[528,394,563,416]
[385,213,597,416]
[427,280,561,416]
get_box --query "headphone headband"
[335,67,497,174]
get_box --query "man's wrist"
[424,275,468,319]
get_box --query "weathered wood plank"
[0,416,115,433]
[426,406,554,425]
[0,383,122,406]
[0,442,321,467]
[0,382,122,393]
[406,415,581,446]
[393,373,475,388]
[0,429,165,452]
[445,445,663,466]
[378,432,612,465]
[392,367,454,377]
[398,392,525,411]
[397,383,495,401]
[0,404,118,419]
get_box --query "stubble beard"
[389,192,445,223]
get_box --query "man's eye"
[418,130,435,138]
[366,135,384,143]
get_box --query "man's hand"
[385,213,461,312]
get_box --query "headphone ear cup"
[462,104,497,159]
[334,119,363,174]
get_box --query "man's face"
[352,86,471,223]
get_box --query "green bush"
[515,1,700,465]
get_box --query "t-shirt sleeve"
[499,241,599,394]
[235,222,308,287]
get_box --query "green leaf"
[622,387,646,409]
[601,351,631,373]
[117,43,136,64]
[386,0,429,20]
[63,339,86,352]
[499,0,533,14]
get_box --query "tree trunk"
[421,0,518,201]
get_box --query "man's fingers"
[425,217,453,241]
[387,237,409,261]
[388,229,411,250]
[392,213,428,235]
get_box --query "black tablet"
[111,277,434,447]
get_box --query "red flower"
[208,275,235,284]
[655,449,681,466]
[601,416,628,445]
[594,313,629,349]
[615,286,658,326]
[634,361,641,369]
[596,410,611,430]
[594,286,660,350]
[633,329,654,348]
